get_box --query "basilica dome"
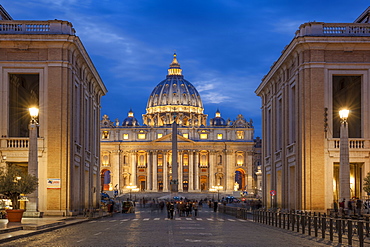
[210,109,227,126]
[122,109,139,126]
[143,54,207,127]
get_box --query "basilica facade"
[100,54,257,195]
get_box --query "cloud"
[270,19,304,34]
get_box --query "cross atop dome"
[168,53,182,76]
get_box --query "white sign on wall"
[47,178,61,189]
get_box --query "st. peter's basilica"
[100,54,260,196]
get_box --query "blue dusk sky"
[2,1,370,137]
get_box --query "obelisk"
[171,120,178,193]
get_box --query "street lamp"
[210,185,223,201]
[28,107,39,213]
[339,109,350,206]
[126,183,139,201]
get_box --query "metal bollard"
[348,220,352,246]
[297,213,300,232]
[314,215,318,238]
[337,218,342,244]
[279,212,282,228]
[322,216,326,239]
[358,221,364,247]
[329,218,333,241]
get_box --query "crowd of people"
[337,198,368,216]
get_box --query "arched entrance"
[200,175,208,191]
[234,169,245,191]
[138,175,146,191]
[183,180,188,192]
[101,169,111,191]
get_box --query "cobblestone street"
[0,206,337,246]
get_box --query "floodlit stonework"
[0,6,107,215]
[256,7,370,211]
[100,54,258,196]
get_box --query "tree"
[364,172,370,196]
[0,165,38,209]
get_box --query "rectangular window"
[217,134,223,140]
[102,131,109,139]
[138,134,146,139]
[123,134,129,139]
[332,75,362,138]
[289,85,296,144]
[183,153,188,166]
[183,133,189,138]
[158,154,163,166]
[157,133,163,138]
[9,74,39,137]
[276,98,282,150]
[236,131,244,139]
[200,134,208,139]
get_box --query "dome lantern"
[143,53,207,127]
[167,53,182,76]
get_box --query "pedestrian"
[356,198,363,216]
[347,199,353,216]
[108,201,114,216]
[193,201,198,217]
[333,200,338,213]
[339,199,345,215]
[213,201,218,212]
[169,203,174,219]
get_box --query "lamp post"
[210,185,223,202]
[28,107,39,213]
[126,183,138,201]
[339,109,350,205]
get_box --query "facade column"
[209,150,216,187]
[246,151,254,194]
[178,151,183,192]
[132,151,137,185]
[112,150,120,191]
[163,151,168,191]
[152,151,158,192]
[194,151,200,191]
[188,150,194,191]
[226,150,234,192]
[147,151,152,191]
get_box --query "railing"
[330,139,369,149]
[218,205,370,246]
[0,137,43,149]
[251,209,370,247]
[297,23,370,37]
[0,20,75,35]
[6,138,29,148]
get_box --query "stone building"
[255,7,370,211]
[0,6,107,215]
[100,54,256,195]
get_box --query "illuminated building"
[100,54,256,195]
[0,6,107,215]
[256,7,370,210]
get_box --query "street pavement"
[0,205,339,246]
